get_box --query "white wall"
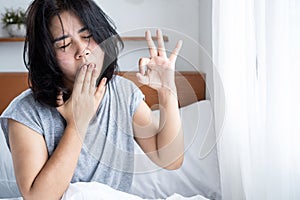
[0,0,31,71]
[0,0,212,97]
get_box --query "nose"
[75,44,91,60]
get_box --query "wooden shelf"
[0,37,25,42]
[0,35,169,43]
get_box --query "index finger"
[73,65,87,94]
[145,30,157,58]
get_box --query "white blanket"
[62,182,209,200]
[1,182,209,200]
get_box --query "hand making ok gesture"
[136,29,183,94]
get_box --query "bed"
[0,71,221,200]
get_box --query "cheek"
[56,53,78,77]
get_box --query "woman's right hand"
[56,64,106,137]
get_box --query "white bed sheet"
[0,182,209,200]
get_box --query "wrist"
[66,121,88,139]
[157,86,178,106]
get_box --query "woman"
[0,0,183,199]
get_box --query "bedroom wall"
[0,0,212,98]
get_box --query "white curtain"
[212,0,300,199]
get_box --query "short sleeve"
[129,84,145,117]
[114,76,145,117]
[0,89,44,146]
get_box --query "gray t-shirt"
[0,75,144,192]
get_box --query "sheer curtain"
[212,0,300,199]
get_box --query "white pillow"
[129,100,221,200]
[0,127,21,198]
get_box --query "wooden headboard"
[0,71,205,114]
[0,73,29,115]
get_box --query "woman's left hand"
[136,29,182,93]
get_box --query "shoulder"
[111,75,137,88]
[2,89,46,115]
[111,74,143,94]
[3,89,35,112]
[107,75,145,116]
[0,89,56,136]
[108,75,142,96]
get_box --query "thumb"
[56,91,64,107]
[138,57,151,75]
[56,91,67,118]
[136,72,150,85]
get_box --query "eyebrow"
[52,27,89,43]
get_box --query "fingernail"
[89,63,96,68]
[146,30,151,37]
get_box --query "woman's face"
[49,11,104,89]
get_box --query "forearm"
[156,88,184,169]
[135,29,184,169]
[23,125,84,200]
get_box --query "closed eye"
[59,42,71,49]
[54,35,72,50]
[83,34,93,40]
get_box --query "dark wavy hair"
[23,0,124,107]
